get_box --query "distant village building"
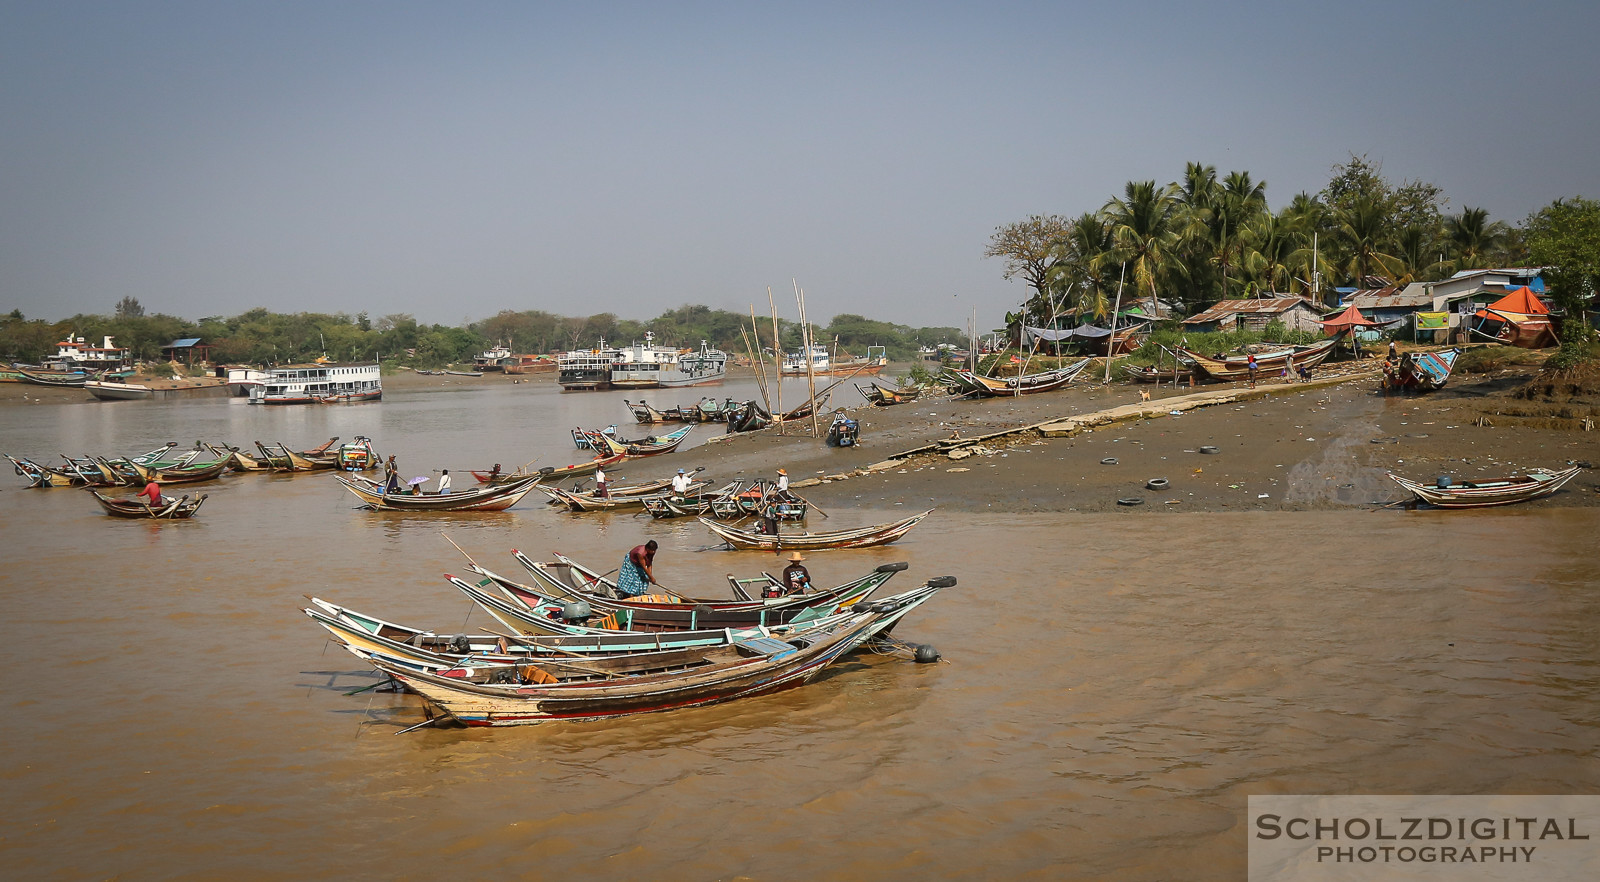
[1180,297,1323,334]
[46,334,130,371]
[1332,268,1548,343]
[161,337,216,366]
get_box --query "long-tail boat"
[1380,348,1460,394]
[1387,465,1582,508]
[1176,335,1341,381]
[90,490,206,519]
[947,359,1090,397]
[700,510,933,551]
[361,581,949,726]
[585,424,694,458]
[335,474,542,512]
[857,382,924,406]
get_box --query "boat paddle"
[784,489,829,518]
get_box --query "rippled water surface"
[3,385,1597,880]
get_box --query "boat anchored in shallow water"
[248,361,382,405]
[610,334,728,389]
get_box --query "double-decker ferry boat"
[558,340,622,391]
[248,361,382,405]
[780,344,887,377]
[610,334,728,389]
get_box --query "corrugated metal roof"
[1181,297,1311,324]
[165,338,204,348]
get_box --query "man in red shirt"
[137,480,164,506]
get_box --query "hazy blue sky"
[3,1,1597,330]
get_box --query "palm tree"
[1445,207,1508,271]
[1210,171,1269,298]
[1334,194,1406,286]
[1099,180,1180,316]
[1240,211,1299,296]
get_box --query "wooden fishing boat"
[17,366,89,387]
[126,456,232,485]
[700,510,933,551]
[623,399,690,423]
[1121,363,1195,384]
[537,470,693,503]
[1176,335,1341,381]
[1387,466,1582,509]
[857,383,923,406]
[90,489,206,519]
[363,581,947,726]
[948,359,1090,397]
[208,444,272,471]
[532,453,626,482]
[1380,348,1460,394]
[545,484,705,512]
[641,480,744,518]
[516,550,901,617]
[706,482,808,520]
[6,454,83,487]
[586,424,694,458]
[305,598,829,676]
[336,474,542,511]
[452,564,889,639]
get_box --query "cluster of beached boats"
[306,545,951,727]
[4,437,381,518]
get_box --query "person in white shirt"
[775,468,789,495]
[436,469,452,495]
[671,468,692,499]
[594,466,608,498]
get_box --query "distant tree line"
[0,302,964,368]
[986,154,1599,359]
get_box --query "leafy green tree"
[114,296,145,319]
[1523,196,1600,360]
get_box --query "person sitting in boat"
[616,540,658,598]
[136,479,165,506]
[780,552,812,596]
[489,463,502,480]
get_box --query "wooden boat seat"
[734,636,800,660]
[632,593,684,604]
[516,664,559,685]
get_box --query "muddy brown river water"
[2,384,1597,880]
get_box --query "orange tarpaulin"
[1318,303,1387,336]
[1476,286,1549,318]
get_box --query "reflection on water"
[3,389,1598,879]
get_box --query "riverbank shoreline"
[5,355,1596,512]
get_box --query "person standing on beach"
[616,540,657,597]
[1247,353,1258,388]
[1283,352,1296,383]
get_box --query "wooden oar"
[784,488,829,518]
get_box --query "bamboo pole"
[767,287,784,435]
[1104,263,1125,385]
[795,280,820,437]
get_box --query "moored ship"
[248,362,382,405]
[558,340,621,391]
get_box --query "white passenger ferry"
[247,361,382,405]
[610,334,728,389]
